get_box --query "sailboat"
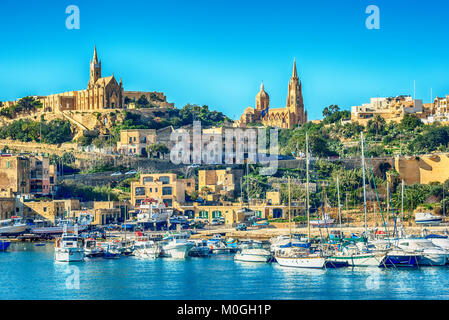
[274,133,326,269]
[326,133,386,267]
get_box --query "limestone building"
[239,59,307,129]
[23,46,171,113]
[351,96,424,125]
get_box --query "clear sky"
[0,0,448,120]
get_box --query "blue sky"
[0,0,449,120]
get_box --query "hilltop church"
[238,60,307,129]
[33,47,168,112]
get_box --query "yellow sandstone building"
[11,46,170,113]
[239,59,307,129]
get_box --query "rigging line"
[309,154,329,241]
[367,156,389,237]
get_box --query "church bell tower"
[89,46,101,86]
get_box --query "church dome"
[255,81,269,110]
[256,82,269,100]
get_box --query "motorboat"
[234,241,272,263]
[0,217,28,236]
[161,232,194,259]
[84,238,104,258]
[396,238,447,266]
[100,242,121,259]
[54,226,85,262]
[134,239,161,259]
[188,239,211,257]
[274,247,326,269]
[415,212,443,225]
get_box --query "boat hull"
[235,250,272,263]
[163,243,194,259]
[275,256,325,269]
[380,254,421,268]
[55,248,84,262]
[0,241,11,251]
[0,224,27,236]
[327,254,385,267]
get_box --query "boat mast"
[288,176,292,243]
[361,132,368,236]
[306,132,311,240]
[401,179,405,227]
[337,176,342,236]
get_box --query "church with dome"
[238,59,307,129]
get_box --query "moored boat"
[234,241,272,263]
[54,226,85,262]
[275,247,326,269]
[161,232,194,259]
[0,217,28,236]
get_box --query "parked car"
[211,218,220,225]
[218,217,225,224]
[125,170,137,175]
[110,172,122,176]
[236,223,247,231]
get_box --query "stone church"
[39,47,167,112]
[238,59,307,129]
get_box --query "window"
[212,211,222,218]
[187,182,191,187]
[199,211,208,219]
[135,187,146,196]
[6,161,10,169]
[43,207,47,212]
[143,177,154,184]
[160,176,170,184]
[162,187,172,195]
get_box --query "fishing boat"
[188,239,211,257]
[134,239,161,259]
[161,232,194,259]
[415,212,443,225]
[234,241,272,263]
[101,242,121,259]
[84,238,104,258]
[54,226,85,262]
[0,217,28,236]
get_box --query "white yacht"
[54,226,84,262]
[275,247,326,269]
[396,238,447,266]
[161,232,194,259]
[235,241,272,263]
[134,239,161,259]
[0,217,28,236]
[415,212,443,225]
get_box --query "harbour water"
[1,243,449,300]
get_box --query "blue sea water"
[1,242,449,300]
